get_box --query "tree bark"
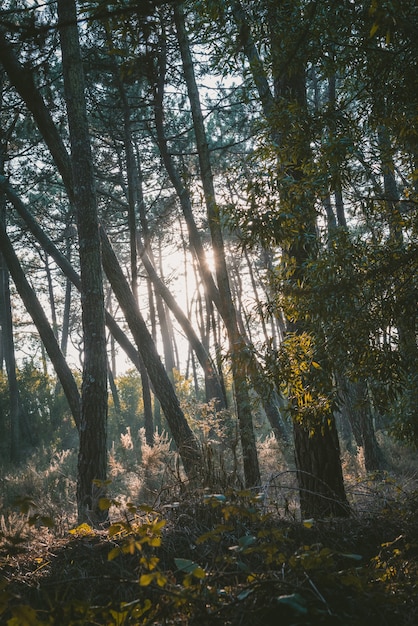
[0,246,20,463]
[58,0,108,525]
[233,0,349,514]
[294,418,349,518]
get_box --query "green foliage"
[0,361,76,455]
[388,373,418,447]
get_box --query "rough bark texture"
[233,0,349,514]
[293,419,350,518]
[58,0,108,525]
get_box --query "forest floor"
[1,468,418,625]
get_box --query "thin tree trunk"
[100,225,201,477]
[338,377,383,471]
[0,26,164,463]
[175,3,261,486]
[0,100,20,462]
[116,78,155,445]
[60,230,73,357]
[0,176,149,391]
[378,125,417,368]
[0,252,20,463]
[0,224,81,430]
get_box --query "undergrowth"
[1,433,418,624]
[1,479,418,625]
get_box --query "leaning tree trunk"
[100,226,202,478]
[58,0,108,526]
[0,225,81,430]
[175,4,262,486]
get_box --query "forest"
[0,0,417,623]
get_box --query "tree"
[57,0,108,525]
[174,2,260,486]
[226,0,349,516]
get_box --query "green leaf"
[98,497,113,511]
[276,593,308,615]
[13,497,36,515]
[238,535,256,549]
[174,557,205,576]
[108,523,124,538]
[237,588,253,601]
[203,493,226,502]
[340,552,363,561]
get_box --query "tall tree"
[174,2,261,487]
[57,0,108,525]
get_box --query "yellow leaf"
[369,22,379,37]
[193,567,206,579]
[148,537,162,547]
[152,519,166,531]
[69,523,94,536]
[108,546,121,561]
[156,573,167,587]
[108,523,124,538]
[99,497,112,511]
[139,573,154,586]
[92,478,112,487]
[10,604,39,626]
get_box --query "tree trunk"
[233,0,348,514]
[0,249,20,463]
[175,3,261,486]
[58,0,108,526]
[294,419,349,518]
[0,102,20,463]
[338,377,383,471]
[0,224,81,430]
[0,176,154,401]
[100,225,201,477]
